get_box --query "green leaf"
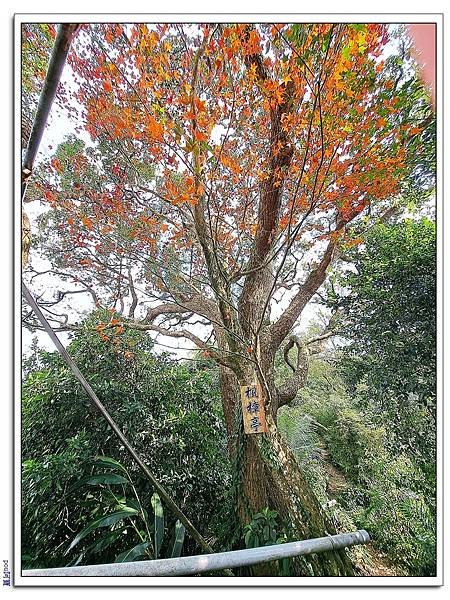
[170,520,185,558]
[151,493,164,558]
[349,24,365,32]
[84,474,129,486]
[65,551,85,567]
[114,541,151,563]
[87,528,126,555]
[65,508,138,554]
[94,456,127,472]
[342,44,351,61]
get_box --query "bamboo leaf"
[244,530,252,547]
[94,456,128,472]
[114,541,151,563]
[65,508,138,554]
[86,527,126,555]
[170,520,185,558]
[151,492,164,559]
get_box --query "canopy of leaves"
[332,218,436,455]
[25,23,433,344]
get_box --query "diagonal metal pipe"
[23,530,370,577]
[22,24,80,199]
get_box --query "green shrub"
[278,353,436,576]
[22,311,230,568]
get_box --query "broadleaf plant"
[66,457,185,564]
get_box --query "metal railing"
[23,529,370,577]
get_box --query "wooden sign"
[240,383,268,434]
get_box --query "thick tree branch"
[186,32,240,341]
[242,30,295,271]
[144,303,190,323]
[238,27,296,338]
[270,239,337,351]
[128,269,139,318]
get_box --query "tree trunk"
[219,367,354,576]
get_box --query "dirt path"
[321,452,399,577]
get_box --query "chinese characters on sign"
[240,383,268,434]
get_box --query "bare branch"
[122,320,234,369]
[128,268,139,318]
[269,238,338,351]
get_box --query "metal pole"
[23,530,370,577]
[22,24,80,197]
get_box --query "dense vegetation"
[278,218,436,576]
[22,312,231,569]
[22,216,436,576]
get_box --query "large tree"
[23,23,434,575]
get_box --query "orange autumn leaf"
[194,97,207,112]
[50,158,63,172]
[146,116,164,140]
[344,237,365,248]
[193,129,208,142]
[82,216,93,230]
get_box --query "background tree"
[23,23,435,575]
[275,216,436,576]
[278,351,436,576]
[328,217,436,483]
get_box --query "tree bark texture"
[219,365,354,576]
